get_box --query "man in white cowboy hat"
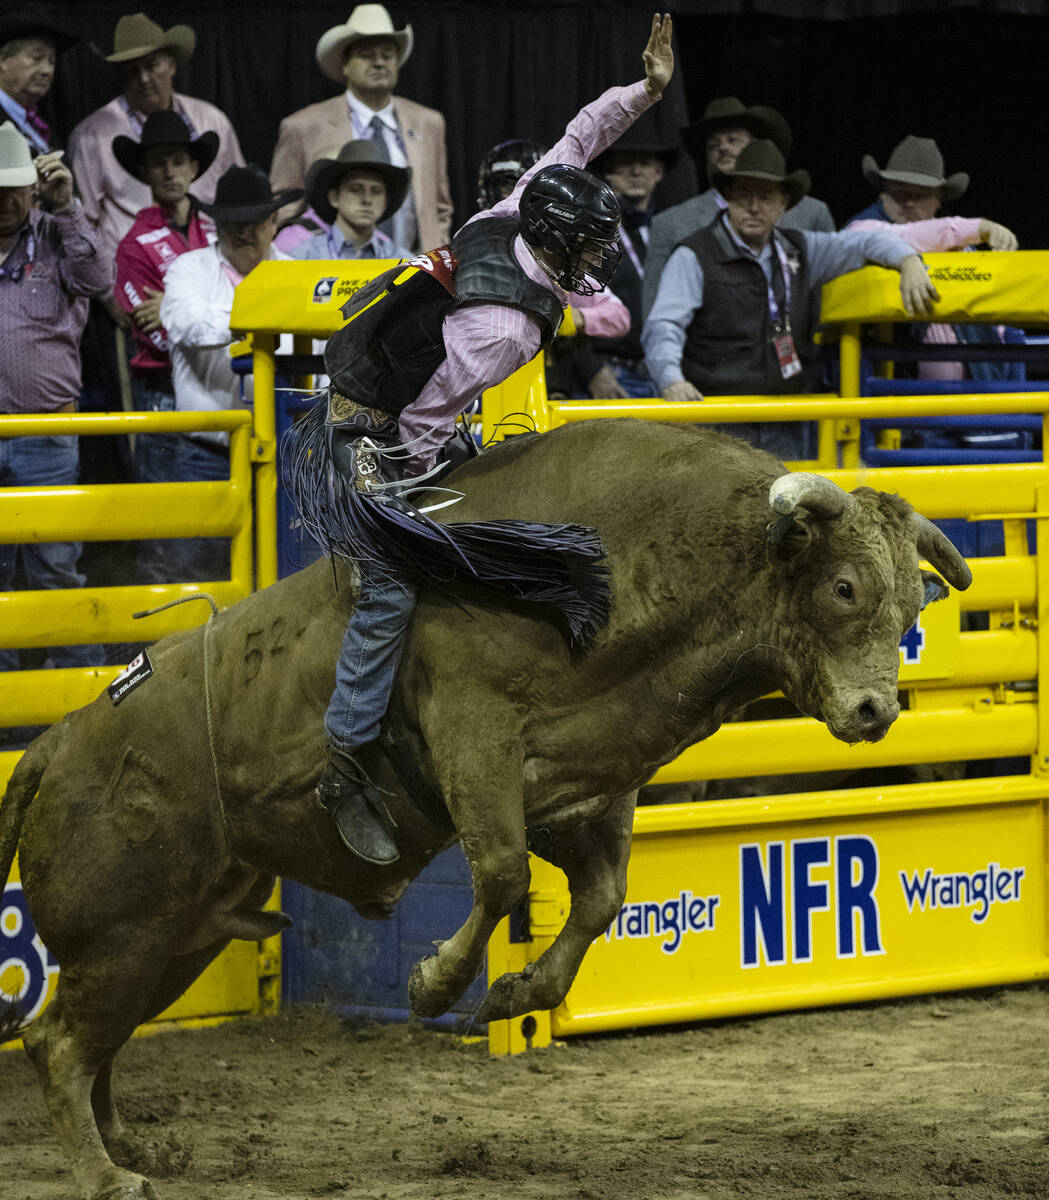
[158,165,301,580]
[846,135,1021,387]
[642,97,835,317]
[67,11,244,260]
[291,139,412,261]
[642,139,937,461]
[270,4,451,254]
[0,9,78,154]
[0,122,110,670]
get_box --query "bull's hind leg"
[22,951,172,1200]
[476,791,636,1022]
[407,747,530,1018]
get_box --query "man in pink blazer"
[269,4,452,252]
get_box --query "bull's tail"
[0,729,57,1043]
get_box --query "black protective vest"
[678,220,820,396]
[326,217,564,417]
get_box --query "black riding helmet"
[478,138,545,209]
[519,164,622,296]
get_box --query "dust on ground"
[2,985,1047,1200]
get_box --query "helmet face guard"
[520,165,622,296]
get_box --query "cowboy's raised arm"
[477,14,675,224]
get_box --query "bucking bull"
[0,419,970,1200]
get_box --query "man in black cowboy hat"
[642,97,835,316]
[112,110,220,578]
[157,165,302,580]
[642,139,936,461]
[291,139,412,261]
[585,112,678,398]
[67,11,244,259]
[0,10,77,153]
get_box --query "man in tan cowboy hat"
[158,165,301,581]
[642,96,835,316]
[270,4,451,253]
[291,139,412,261]
[0,9,78,154]
[67,11,244,259]
[642,139,936,461]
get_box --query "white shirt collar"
[346,91,396,129]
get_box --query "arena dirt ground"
[2,984,1047,1200]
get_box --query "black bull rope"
[0,420,970,1200]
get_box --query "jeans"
[130,377,180,584]
[325,569,417,753]
[167,434,231,583]
[0,433,99,670]
[605,358,659,399]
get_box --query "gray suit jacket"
[269,93,453,251]
[641,189,837,316]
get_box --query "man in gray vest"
[642,97,835,316]
[641,140,936,461]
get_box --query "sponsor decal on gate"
[0,884,58,1025]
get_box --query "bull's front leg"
[407,734,530,1019]
[475,790,636,1023]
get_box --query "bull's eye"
[835,580,854,600]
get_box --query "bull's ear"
[767,514,812,555]
[920,569,949,609]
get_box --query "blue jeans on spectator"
[131,375,181,583]
[168,434,231,583]
[325,569,417,753]
[605,357,659,399]
[0,433,100,670]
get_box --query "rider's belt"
[327,389,393,429]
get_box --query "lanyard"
[618,227,644,279]
[347,99,407,159]
[0,231,36,281]
[118,96,199,141]
[721,214,793,327]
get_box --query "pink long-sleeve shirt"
[845,215,986,381]
[398,80,656,470]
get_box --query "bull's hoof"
[95,1177,159,1200]
[475,970,532,1024]
[407,956,451,1019]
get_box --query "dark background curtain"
[32,1,1048,246]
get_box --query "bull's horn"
[769,473,857,521]
[911,513,973,590]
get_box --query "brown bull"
[0,419,970,1200]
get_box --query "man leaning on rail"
[641,138,940,461]
[286,15,676,866]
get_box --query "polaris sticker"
[107,650,154,705]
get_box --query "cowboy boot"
[315,746,400,866]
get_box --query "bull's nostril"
[858,700,879,726]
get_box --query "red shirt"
[115,201,217,373]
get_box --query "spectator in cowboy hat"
[0,9,78,153]
[847,135,1022,388]
[67,11,244,260]
[158,165,301,581]
[111,110,221,582]
[291,139,412,260]
[642,139,934,460]
[642,96,835,316]
[582,112,679,398]
[270,4,452,253]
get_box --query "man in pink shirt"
[113,108,219,580]
[286,15,675,865]
[846,136,1019,385]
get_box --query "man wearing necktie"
[270,5,452,253]
[0,12,78,154]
